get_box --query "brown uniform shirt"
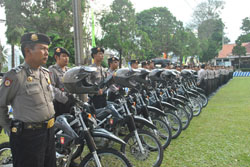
[0,62,55,129]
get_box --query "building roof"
[218,42,250,58]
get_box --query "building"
[216,42,250,68]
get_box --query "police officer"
[148,60,155,70]
[49,47,74,117]
[141,61,149,69]
[107,56,120,101]
[89,47,107,109]
[130,59,139,69]
[0,33,56,167]
[197,64,207,92]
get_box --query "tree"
[99,0,137,67]
[136,7,178,57]
[232,40,246,69]
[241,17,250,34]
[189,0,225,29]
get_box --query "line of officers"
[197,64,234,96]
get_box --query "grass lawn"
[162,77,250,167]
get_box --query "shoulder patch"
[4,78,12,87]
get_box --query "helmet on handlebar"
[113,68,139,88]
[133,68,150,85]
[160,69,176,81]
[63,66,99,94]
[181,69,193,78]
[149,69,164,81]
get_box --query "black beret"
[54,47,70,57]
[130,59,139,64]
[141,61,148,66]
[108,56,119,62]
[91,47,104,58]
[201,64,206,68]
[20,33,51,45]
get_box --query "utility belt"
[11,117,55,134]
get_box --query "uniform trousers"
[10,126,56,167]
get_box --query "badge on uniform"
[27,76,33,82]
[47,118,55,128]
[47,77,51,84]
[4,78,12,87]
[11,127,17,133]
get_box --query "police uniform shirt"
[107,69,119,93]
[48,64,69,104]
[215,69,220,78]
[0,62,55,129]
[90,63,106,85]
[197,69,206,85]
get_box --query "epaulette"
[12,65,24,73]
[41,66,50,73]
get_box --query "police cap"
[54,47,70,57]
[130,59,139,64]
[20,33,51,45]
[91,47,104,58]
[108,56,119,62]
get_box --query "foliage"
[240,17,250,34]
[232,40,246,57]
[99,0,137,67]
[189,0,225,29]
[1,0,86,67]
[198,19,223,61]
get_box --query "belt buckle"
[47,118,55,128]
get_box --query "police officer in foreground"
[0,33,56,167]
[107,56,120,101]
[49,47,74,117]
[89,47,107,109]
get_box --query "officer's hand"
[98,89,103,95]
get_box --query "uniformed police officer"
[49,47,74,117]
[130,59,139,69]
[89,47,107,109]
[141,61,149,69]
[197,64,207,92]
[147,60,155,70]
[0,33,56,167]
[107,56,120,101]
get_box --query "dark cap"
[91,47,104,58]
[130,59,139,64]
[201,64,206,68]
[20,33,51,45]
[54,47,70,57]
[108,56,119,62]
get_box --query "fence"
[233,71,250,77]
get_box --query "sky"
[0,0,250,46]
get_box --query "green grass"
[162,77,250,167]
[0,129,9,143]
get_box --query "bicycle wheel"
[79,148,132,167]
[152,118,172,149]
[175,105,190,130]
[120,129,163,167]
[0,142,12,167]
[198,93,208,108]
[188,97,202,116]
[161,110,182,139]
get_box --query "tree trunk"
[239,55,241,70]
[11,44,15,68]
[119,49,122,68]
